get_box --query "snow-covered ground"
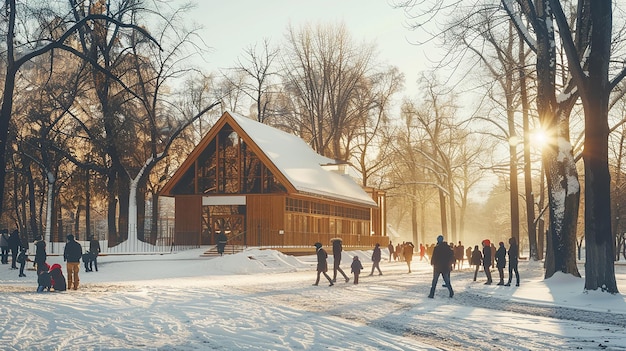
[1,246,626,350]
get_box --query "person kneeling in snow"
[50,263,67,291]
[37,264,52,292]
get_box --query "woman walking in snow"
[313,242,333,286]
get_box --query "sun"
[530,128,549,149]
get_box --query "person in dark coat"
[89,239,101,272]
[34,236,47,274]
[495,241,507,285]
[82,251,93,272]
[331,238,350,283]
[49,263,67,291]
[482,239,493,285]
[8,229,23,269]
[428,235,455,298]
[369,243,383,276]
[37,264,52,292]
[16,247,30,277]
[0,229,9,264]
[471,245,483,281]
[505,237,520,286]
[63,234,83,290]
[216,230,228,256]
[387,241,394,262]
[351,256,363,284]
[313,242,333,286]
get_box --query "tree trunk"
[150,191,159,245]
[27,164,38,239]
[107,171,118,247]
[438,189,448,237]
[581,0,617,292]
[543,139,581,278]
[520,40,538,260]
[86,168,92,240]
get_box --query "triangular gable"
[162,111,377,207]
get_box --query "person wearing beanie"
[482,239,493,285]
[63,234,83,290]
[428,235,455,298]
[313,243,333,286]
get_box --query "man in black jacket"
[428,235,455,298]
[63,234,83,290]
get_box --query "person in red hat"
[482,239,493,285]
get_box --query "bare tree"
[0,0,156,223]
[229,39,279,123]
[281,22,374,160]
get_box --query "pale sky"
[184,0,428,96]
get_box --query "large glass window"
[174,123,286,195]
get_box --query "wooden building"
[160,111,387,248]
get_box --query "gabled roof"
[162,111,377,207]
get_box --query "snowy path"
[2,249,626,350]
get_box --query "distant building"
[160,111,386,247]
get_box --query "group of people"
[470,237,520,286]
[427,235,521,298]
[387,241,415,273]
[312,235,521,301]
[1,228,102,292]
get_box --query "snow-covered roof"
[228,112,377,207]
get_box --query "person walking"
[505,237,520,286]
[351,256,363,284]
[8,229,23,269]
[63,234,83,290]
[0,229,9,264]
[471,245,482,281]
[387,241,394,262]
[34,236,47,274]
[455,241,465,270]
[89,238,101,272]
[403,242,415,273]
[428,235,455,298]
[313,242,334,286]
[331,238,350,283]
[495,242,507,285]
[482,239,493,285]
[17,247,30,277]
[369,243,383,276]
